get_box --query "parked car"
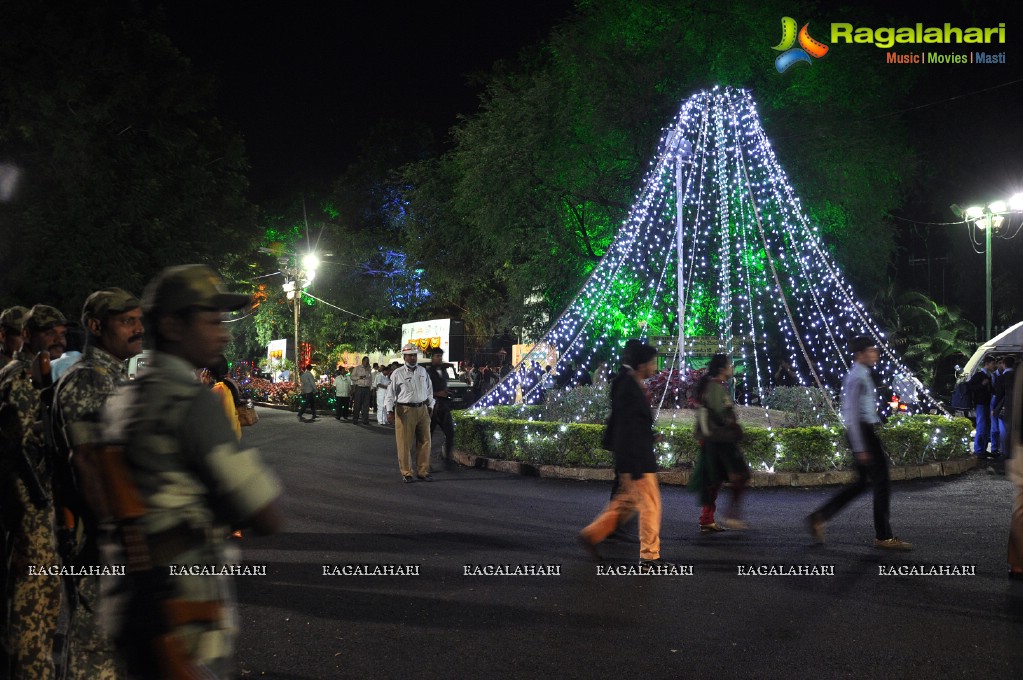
[443,365,473,409]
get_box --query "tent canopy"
[960,320,1023,379]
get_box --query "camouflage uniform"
[101,265,278,678]
[0,305,29,674]
[53,344,130,680]
[0,346,62,678]
[0,306,30,368]
[102,351,280,677]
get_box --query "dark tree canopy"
[400,0,921,343]
[0,0,256,314]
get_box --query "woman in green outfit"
[688,353,750,532]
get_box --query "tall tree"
[402,0,920,342]
[0,0,257,312]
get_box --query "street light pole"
[952,195,1022,341]
[984,210,992,340]
[280,252,319,372]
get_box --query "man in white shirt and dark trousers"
[807,336,912,550]
[350,356,372,425]
[298,363,318,421]
[386,343,436,483]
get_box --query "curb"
[255,402,294,412]
[451,450,978,487]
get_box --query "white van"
[126,350,153,379]
[950,321,1023,416]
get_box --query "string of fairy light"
[472,87,951,445]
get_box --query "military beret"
[25,304,67,331]
[0,305,29,331]
[81,288,141,325]
[142,264,250,315]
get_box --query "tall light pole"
[953,194,1023,339]
[281,252,319,370]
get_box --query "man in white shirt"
[298,363,317,421]
[373,364,393,425]
[333,366,352,420]
[350,356,372,425]
[386,344,435,483]
[807,336,911,550]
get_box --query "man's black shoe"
[639,558,676,574]
[402,475,414,483]
[417,474,433,482]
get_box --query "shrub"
[249,378,297,404]
[879,414,973,466]
[541,384,610,424]
[645,368,705,408]
[453,412,973,473]
[763,386,841,427]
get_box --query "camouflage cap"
[82,287,141,325]
[142,264,251,315]
[0,305,30,331]
[25,304,67,331]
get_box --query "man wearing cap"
[0,305,29,366]
[425,347,456,462]
[0,304,68,678]
[51,288,143,679]
[385,344,436,482]
[0,304,29,670]
[100,265,282,678]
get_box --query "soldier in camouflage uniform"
[0,304,67,679]
[101,265,282,678]
[53,289,143,680]
[0,305,30,673]
[0,306,30,366]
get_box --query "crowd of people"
[967,353,1017,462]
[579,337,1022,578]
[0,265,282,678]
[4,264,1018,677]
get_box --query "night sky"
[148,0,1023,320]
[152,1,576,199]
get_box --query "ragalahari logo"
[772,17,829,73]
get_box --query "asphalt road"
[232,406,1023,679]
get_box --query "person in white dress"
[374,363,394,425]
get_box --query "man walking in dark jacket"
[578,340,667,571]
[970,355,997,458]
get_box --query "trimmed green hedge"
[453,412,973,473]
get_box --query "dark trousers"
[990,396,1002,453]
[975,404,991,453]
[298,392,317,419]
[335,396,350,419]
[351,386,370,423]
[814,423,892,541]
[431,398,455,459]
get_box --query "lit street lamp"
[280,252,319,370]
[951,194,1023,339]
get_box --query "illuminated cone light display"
[473,87,947,424]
